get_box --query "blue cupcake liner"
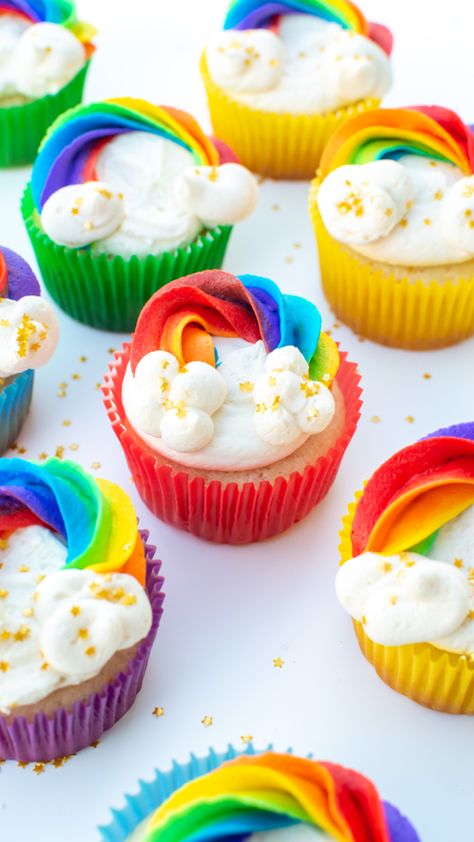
[98,745,420,842]
[0,369,34,455]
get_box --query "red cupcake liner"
[0,532,164,762]
[103,346,362,544]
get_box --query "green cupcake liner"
[22,185,234,332]
[0,61,91,168]
[0,370,34,455]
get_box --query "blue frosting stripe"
[185,811,298,840]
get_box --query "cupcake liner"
[340,499,474,714]
[201,54,380,180]
[21,185,233,332]
[0,369,34,455]
[103,345,362,544]
[98,745,417,842]
[0,531,165,762]
[310,180,474,350]
[0,61,91,168]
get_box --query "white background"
[1,1,473,840]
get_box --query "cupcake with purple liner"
[0,457,164,761]
[99,747,420,841]
[0,246,59,454]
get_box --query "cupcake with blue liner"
[99,747,420,841]
[0,457,164,761]
[0,1,95,166]
[0,245,59,454]
[22,98,259,331]
[103,269,361,544]
[201,0,393,179]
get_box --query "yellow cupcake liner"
[200,55,380,180]
[340,497,474,714]
[310,179,474,349]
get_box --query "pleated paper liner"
[310,179,474,350]
[22,185,233,332]
[0,369,34,455]
[0,61,91,168]
[98,744,418,842]
[201,54,380,180]
[103,344,362,545]
[340,498,474,714]
[0,532,165,762]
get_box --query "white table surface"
[1,1,473,839]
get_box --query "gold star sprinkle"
[405,415,415,423]
[271,204,280,211]
[62,420,72,427]
[0,539,9,550]
[201,715,214,727]
[38,452,48,461]
[90,462,101,470]
[55,446,65,459]
[423,372,432,379]
[69,443,79,452]
[52,757,66,768]
[239,381,254,393]
[454,558,464,569]
[85,646,96,658]
[273,657,284,668]
[285,256,294,264]
[90,740,100,749]
[79,356,87,363]
[33,763,45,775]
[153,706,165,718]
[383,562,392,573]
[71,373,80,381]
[0,662,10,672]
[0,589,9,599]
[371,415,381,424]
[241,735,253,745]
[107,347,115,354]
[70,606,80,616]
[17,761,29,769]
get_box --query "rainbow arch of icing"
[320,106,474,177]
[350,422,474,559]
[223,0,392,54]
[130,270,340,384]
[0,458,146,583]
[137,751,416,841]
[30,99,221,211]
[0,1,95,43]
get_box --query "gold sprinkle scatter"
[22,608,34,618]
[14,626,30,642]
[0,662,10,672]
[383,562,392,573]
[284,256,294,264]
[434,190,442,200]
[77,628,89,640]
[90,462,101,470]
[399,219,408,228]
[72,373,80,381]
[468,610,474,620]
[41,662,49,671]
[69,443,79,452]
[52,757,66,768]
[389,596,398,606]
[90,740,100,749]
[85,646,96,658]
[38,452,48,461]
[423,218,432,226]
[454,558,464,569]
[17,447,27,455]
[270,395,281,412]
[121,594,137,606]
[17,761,30,769]
[405,415,415,424]
[95,383,101,391]
[384,208,393,217]
[293,242,302,249]
[55,446,65,459]
[33,763,45,775]
[107,347,116,354]
[423,373,432,379]
[201,715,214,727]
[0,539,9,550]
[239,381,254,393]
[70,606,80,617]
[429,161,438,167]
[241,735,253,745]
[0,630,11,641]
[152,706,165,718]
[371,415,381,424]
[273,657,284,668]
[0,589,9,599]
[79,356,87,363]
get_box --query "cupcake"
[201,0,393,179]
[336,421,474,714]
[0,1,94,166]
[0,245,59,455]
[103,269,361,544]
[310,105,474,349]
[0,457,164,761]
[99,748,420,841]
[22,99,259,332]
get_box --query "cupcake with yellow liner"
[99,747,420,841]
[310,105,474,349]
[336,421,474,715]
[201,0,393,179]
[103,269,362,544]
[0,245,59,454]
[22,99,259,332]
[0,457,164,761]
[0,1,95,167]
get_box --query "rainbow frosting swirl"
[130,270,339,383]
[0,1,94,42]
[135,752,419,841]
[320,106,474,178]
[350,422,474,559]
[223,0,392,54]
[30,99,223,211]
[0,245,41,302]
[0,457,146,582]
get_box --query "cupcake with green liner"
[0,245,59,454]
[22,99,259,332]
[103,269,362,544]
[0,1,95,167]
[99,747,420,841]
[201,0,393,179]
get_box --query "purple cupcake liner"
[0,529,165,762]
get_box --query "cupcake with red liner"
[0,245,59,455]
[0,457,164,761]
[22,98,259,331]
[103,270,361,544]
[99,747,420,841]
[336,421,474,714]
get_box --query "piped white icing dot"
[206,29,284,93]
[174,163,259,228]
[41,181,125,248]
[14,22,85,98]
[168,361,227,415]
[160,404,214,452]
[442,175,474,252]
[264,346,309,378]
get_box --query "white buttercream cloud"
[0,295,59,378]
[174,163,259,227]
[14,22,85,98]
[41,181,125,248]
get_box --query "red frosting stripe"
[0,251,7,297]
[322,762,391,842]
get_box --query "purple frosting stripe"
[1,246,40,300]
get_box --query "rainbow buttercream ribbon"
[0,1,95,43]
[0,458,146,582]
[350,422,474,559]
[130,270,339,383]
[320,106,474,177]
[222,0,392,54]
[136,752,401,841]
[30,99,222,211]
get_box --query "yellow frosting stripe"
[88,478,139,574]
